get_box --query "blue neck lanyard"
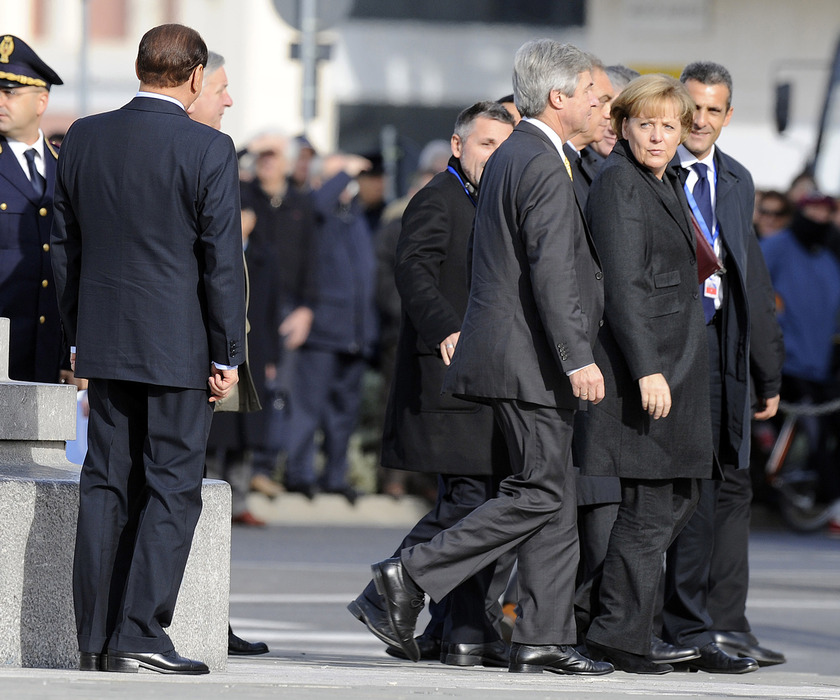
[447,165,476,207]
[683,164,717,246]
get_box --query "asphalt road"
[2,515,839,699]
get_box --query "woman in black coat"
[576,75,715,674]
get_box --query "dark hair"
[136,24,207,88]
[680,61,733,106]
[453,101,516,140]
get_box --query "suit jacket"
[381,156,509,475]
[442,120,604,410]
[51,96,245,390]
[576,140,713,480]
[0,135,65,382]
[675,148,783,469]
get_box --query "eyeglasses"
[758,208,786,217]
[0,86,46,99]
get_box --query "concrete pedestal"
[0,467,231,671]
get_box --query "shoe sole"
[683,663,759,674]
[105,656,209,675]
[371,565,421,662]
[716,643,786,667]
[509,662,614,675]
[588,647,671,675]
[347,599,402,650]
[652,650,700,664]
[228,647,269,656]
[442,653,508,668]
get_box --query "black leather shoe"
[509,643,613,675]
[586,640,672,674]
[348,593,400,648]
[385,632,441,661]
[106,649,209,675]
[712,630,786,666]
[681,642,758,674]
[371,557,425,662]
[649,635,700,664]
[228,625,269,655]
[79,651,104,671]
[442,640,510,667]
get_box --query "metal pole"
[79,0,89,117]
[300,0,317,127]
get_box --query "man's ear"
[450,133,463,159]
[190,64,204,95]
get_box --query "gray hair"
[680,61,733,106]
[605,64,640,92]
[512,40,593,118]
[453,101,516,140]
[204,51,225,81]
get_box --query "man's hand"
[208,365,239,402]
[569,364,606,404]
[280,306,314,350]
[639,373,671,419]
[754,394,780,421]
[439,331,460,366]
[70,351,76,373]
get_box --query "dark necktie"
[691,162,714,231]
[24,148,45,199]
[691,163,717,323]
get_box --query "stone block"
[0,468,231,672]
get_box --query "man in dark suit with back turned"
[0,35,68,383]
[661,61,785,673]
[365,39,612,676]
[51,24,245,675]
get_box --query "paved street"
[1,502,838,699]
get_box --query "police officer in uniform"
[0,34,68,382]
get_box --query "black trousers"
[74,378,213,654]
[662,318,737,647]
[402,400,579,645]
[361,473,505,644]
[587,477,700,655]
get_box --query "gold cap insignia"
[0,36,13,64]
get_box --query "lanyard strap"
[683,167,717,247]
[447,165,476,207]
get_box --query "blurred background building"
[2,0,839,193]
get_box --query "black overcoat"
[381,157,507,475]
[575,140,714,480]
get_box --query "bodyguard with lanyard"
[679,142,723,325]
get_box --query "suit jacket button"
[41,279,49,288]
[39,315,46,324]
[595,271,603,280]
[43,243,50,252]
[39,207,48,217]
[0,203,6,210]
[693,292,699,299]
[599,319,604,327]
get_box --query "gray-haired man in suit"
[363,39,612,676]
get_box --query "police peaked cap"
[0,35,63,89]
